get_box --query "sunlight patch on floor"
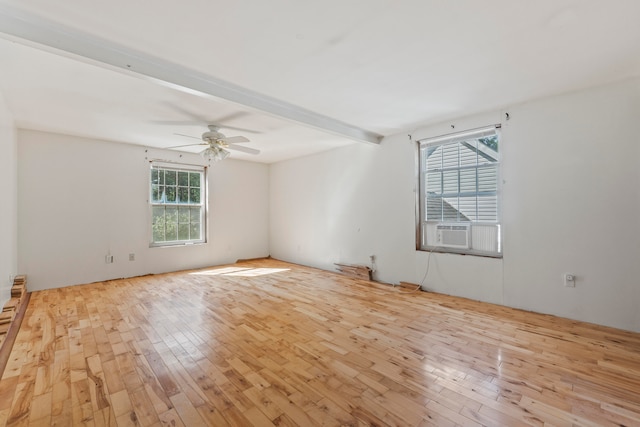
[225,268,290,277]
[191,267,290,277]
[190,267,250,276]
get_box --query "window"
[418,126,501,257]
[150,163,206,246]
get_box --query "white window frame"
[417,125,502,257]
[149,162,207,247]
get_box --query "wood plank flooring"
[1,259,640,426]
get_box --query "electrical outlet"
[129,253,135,261]
[564,273,575,287]
[105,255,114,264]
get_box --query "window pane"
[426,197,443,221]
[178,171,189,186]
[478,165,498,192]
[151,185,161,202]
[190,188,201,204]
[442,197,459,221]
[153,227,165,242]
[477,136,499,166]
[190,207,201,222]
[165,170,176,186]
[458,196,477,221]
[459,142,477,167]
[477,195,498,222]
[178,224,189,241]
[189,172,201,187]
[441,143,458,169]
[151,169,159,185]
[158,170,165,185]
[426,172,441,194]
[166,206,178,222]
[178,206,190,223]
[479,135,498,151]
[152,206,164,224]
[426,147,441,170]
[459,169,476,193]
[177,187,189,203]
[165,187,176,203]
[164,229,177,241]
[165,207,178,241]
[442,170,458,194]
[152,206,165,242]
[190,223,201,240]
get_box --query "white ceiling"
[1,0,639,163]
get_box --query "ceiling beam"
[0,4,382,145]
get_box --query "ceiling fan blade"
[156,120,258,134]
[218,124,260,134]
[166,104,210,123]
[174,132,202,140]
[165,143,207,149]
[227,144,260,155]
[213,113,261,134]
[161,105,260,133]
[152,120,203,126]
[221,136,250,144]
[215,111,248,123]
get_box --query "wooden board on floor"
[0,312,13,325]
[334,263,372,280]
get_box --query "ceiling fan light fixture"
[201,145,230,161]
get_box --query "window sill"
[149,241,207,248]
[417,246,503,259]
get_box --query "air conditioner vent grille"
[436,223,470,249]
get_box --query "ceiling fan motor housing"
[202,127,227,146]
[203,130,224,140]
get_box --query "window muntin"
[418,127,501,256]
[150,164,206,246]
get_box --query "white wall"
[499,78,640,332]
[270,78,640,332]
[0,92,17,307]
[18,130,269,291]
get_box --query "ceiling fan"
[168,125,260,161]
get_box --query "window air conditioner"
[436,223,471,249]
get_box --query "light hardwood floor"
[1,259,639,426]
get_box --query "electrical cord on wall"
[420,247,434,287]
[370,249,434,294]
[397,248,434,294]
